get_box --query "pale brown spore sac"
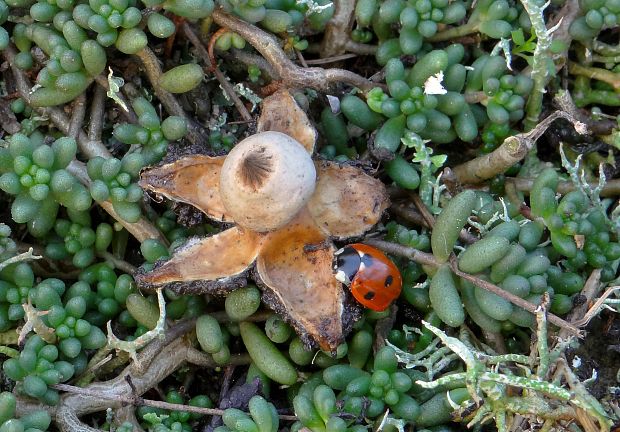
[219,131,317,232]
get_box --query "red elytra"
[333,243,402,311]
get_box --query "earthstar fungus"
[136,91,389,351]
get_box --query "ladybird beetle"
[333,243,402,311]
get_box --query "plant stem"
[88,85,107,142]
[0,345,19,357]
[364,238,437,267]
[225,49,278,80]
[427,21,478,42]
[14,320,266,432]
[320,0,355,58]
[522,0,555,131]
[407,193,477,244]
[569,61,620,90]
[535,294,550,378]
[66,161,168,244]
[592,39,620,56]
[93,74,138,124]
[0,329,17,345]
[68,93,87,139]
[3,46,112,159]
[53,382,297,420]
[451,262,582,337]
[211,9,377,92]
[506,177,620,197]
[134,47,208,146]
[591,54,620,63]
[96,251,137,273]
[575,89,620,107]
[135,47,186,119]
[344,40,377,55]
[547,0,580,72]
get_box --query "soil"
[566,310,620,403]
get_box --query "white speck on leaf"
[106,68,128,112]
[423,71,447,95]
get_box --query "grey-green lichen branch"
[559,143,608,214]
[0,247,41,272]
[20,299,56,345]
[388,337,459,380]
[106,288,167,364]
[521,0,561,131]
[413,321,613,431]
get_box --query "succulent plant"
[0,0,618,430]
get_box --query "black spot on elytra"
[363,291,375,300]
[385,275,393,287]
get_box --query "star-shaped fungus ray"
[256,89,316,153]
[309,161,389,239]
[135,227,265,293]
[256,208,357,350]
[138,154,231,222]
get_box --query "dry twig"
[182,23,253,122]
[68,94,87,140]
[364,239,582,337]
[88,85,107,142]
[453,111,587,184]
[211,9,377,92]
[320,0,355,58]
